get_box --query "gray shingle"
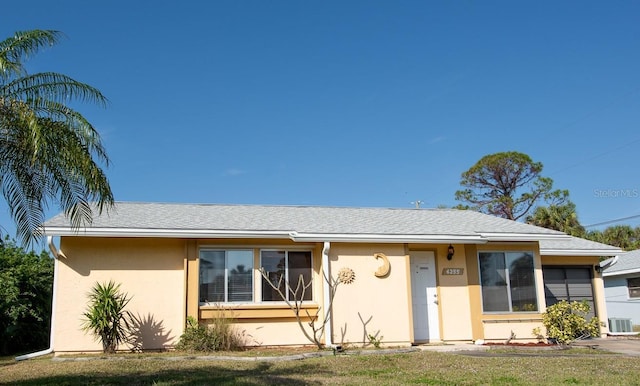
[43,201,566,237]
[539,236,622,254]
[603,249,640,275]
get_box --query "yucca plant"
[81,281,133,353]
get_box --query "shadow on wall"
[339,312,383,348]
[61,238,185,276]
[129,313,174,351]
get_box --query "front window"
[479,251,538,312]
[261,250,312,301]
[628,278,640,299]
[199,250,253,303]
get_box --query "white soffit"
[603,268,640,277]
[41,227,294,239]
[540,249,622,257]
[479,232,570,241]
[43,227,489,244]
[287,232,487,244]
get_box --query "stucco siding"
[482,320,542,341]
[53,237,186,352]
[605,275,640,326]
[435,244,473,341]
[231,320,320,346]
[329,244,412,346]
[49,233,616,351]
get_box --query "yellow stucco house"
[40,202,622,353]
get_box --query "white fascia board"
[540,249,623,257]
[603,268,640,277]
[288,232,487,244]
[42,227,294,239]
[478,232,570,242]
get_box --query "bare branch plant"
[259,267,341,349]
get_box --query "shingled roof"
[539,236,622,256]
[603,249,640,276]
[44,202,572,244]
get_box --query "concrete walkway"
[418,337,640,357]
[416,343,490,353]
[572,337,640,356]
[47,338,640,362]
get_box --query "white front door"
[410,251,440,342]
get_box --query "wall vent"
[609,318,633,333]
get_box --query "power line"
[548,137,640,177]
[544,85,640,176]
[584,213,640,228]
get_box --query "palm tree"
[526,201,585,237]
[0,30,113,245]
[602,225,639,251]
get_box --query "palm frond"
[0,30,113,246]
[0,30,61,81]
[1,72,108,106]
[37,117,114,230]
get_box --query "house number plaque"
[442,268,464,275]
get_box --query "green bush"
[541,300,601,344]
[176,313,247,352]
[81,281,134,353]
[0,240,53,355]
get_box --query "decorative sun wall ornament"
[374,253,390,277]
[337,267,356,284]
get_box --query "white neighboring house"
[603,249,640,332]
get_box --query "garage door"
[542,266,596,319]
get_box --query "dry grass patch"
[2,349,640,385]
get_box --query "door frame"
[409,250,441,343]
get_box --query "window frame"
[260,249,314,302]
[627,277,640,299]
[198,249,254,305]
[542,266,596,319]
[478,250,539,313]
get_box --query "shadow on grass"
[0,358,19,368]
[2,361,330,385]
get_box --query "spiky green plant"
[0,30,113,246]
[81,281,133,353]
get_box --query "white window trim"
[627,277,640,300]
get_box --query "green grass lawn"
[2,348,639,385]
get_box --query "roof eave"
[43,228,591,247]
[603,268,640,277]
[42,227,294,239]
[288,232,487,244]
[43,227,489,244]
[479,232,569,241]
[540,248,623,256]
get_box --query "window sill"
[482,313,543,323]
[199,303,319,320]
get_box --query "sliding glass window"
[199,250,253,303]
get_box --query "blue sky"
[2,1,640,243]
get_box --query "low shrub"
[176,313,247,352]
[541,300,601,345]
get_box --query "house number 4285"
[442,268,464,275]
